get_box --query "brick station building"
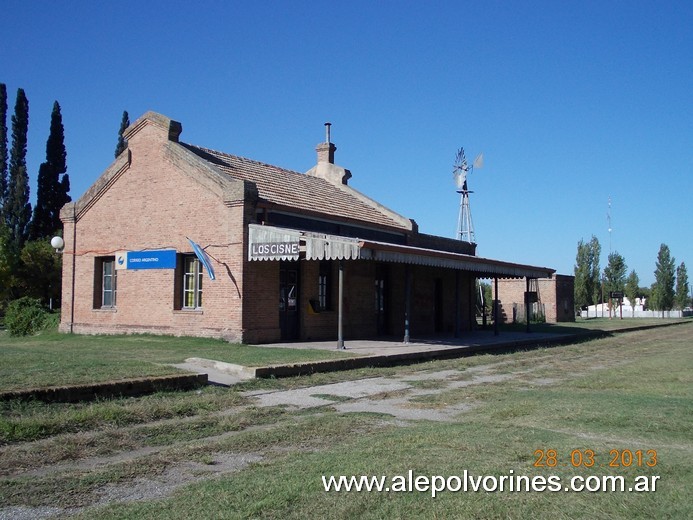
[59,111,555,344]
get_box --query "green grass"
[495,316,690,335]
[1,318,686,393]
[0,330,356,392]
[79,324,693,518]
[1,323,690,519]
[0,386,250,445]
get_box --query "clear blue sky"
[2,1,691,286]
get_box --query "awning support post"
[454,271,461,338]
[494,277,499,336]
[337,259,345,349]
[470,278,476,331]
[526,277,531,333]
[403,265,411,344]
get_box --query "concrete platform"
[185,328,600,386]
[258,329,579,357]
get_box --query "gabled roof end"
[123,111,182,143]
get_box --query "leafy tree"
[574,236,601,310]
[624,270,639,317]
[651,244,676,313]
[603,251,627,299]
[115,110,129,157]
[5,88,31,255]
[29,101,70,240]
[674,262,689,310]
[0,83,7,222]
[18,239,62,307]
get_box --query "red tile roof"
[183,143,411,232]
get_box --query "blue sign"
[125,250,177,270]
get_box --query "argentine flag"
[187,238,216,281]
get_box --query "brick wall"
[241,257,476,344]
[60,117,248,341]
[493,275,575,323]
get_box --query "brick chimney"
[305,122,352,185]
[317,122,336,164]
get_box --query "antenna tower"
[453,147,483,243]
[607,196,612,254]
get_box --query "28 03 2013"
[533,449,657,468]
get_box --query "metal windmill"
[453,147,483,243]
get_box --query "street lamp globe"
[51,236,65,252]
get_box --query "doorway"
[434,278,444,333]
[375,264,389,335]
[279,262,299,340]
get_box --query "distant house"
[59,111,554,343]
[583,297,691,318]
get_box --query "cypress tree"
[115,110,129,157]
[29,163,53,240]
[29,101,70,239]
[651,244,676,312]
[6,88,31,253]
[574,235,601,310]
[0,83,7,221]
[674,262,689,310]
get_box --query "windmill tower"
[453,147,483,243]
[453,148,485,324]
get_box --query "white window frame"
[182,255,203,309]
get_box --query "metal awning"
[358,240,555,279]
[248,224,554,279]
[303,232,361,260]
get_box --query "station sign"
[248,224,302,261]
[116,249,177,270]
[249,241,300,260]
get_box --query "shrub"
[4,297,50,336]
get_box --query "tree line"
[0,82,129,314]
[574,236,690,315]
[0,84,72,312]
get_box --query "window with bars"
[318,261,332,311]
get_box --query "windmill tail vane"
[473,152,484,169]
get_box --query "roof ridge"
[333,181,413,230]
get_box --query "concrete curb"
[0,373,208,403]
[250,332,592,378]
